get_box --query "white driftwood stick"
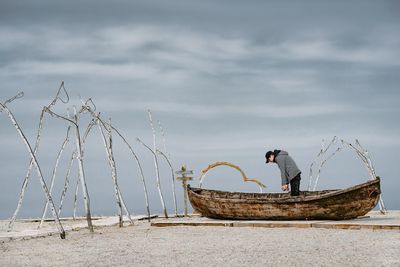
[341,140,374,179]
[73,174,80,220]
[38,126,71,228]
[355,140,377,177]
[137,137,168,218]
[82,102,151,221]
[3,92,24,106]
[61,120,94,217]
[58,152,75,217]
[72,120,94,220]
[378,196,387,214]
[109,125,151,221]
[105,120,124,226]
[157,120,170,159]
[44,106,94,231]
[97,120,123,226]
[312,147,342,191]
[308,136,337,191]
[95,118,134,226]
[157,149,178,216]
[351,143,386,213]
[341,139,387,214]
[8,84,69,230]
[48,81,70,107]
[355,140,386,213]
[80,104,141,224]
[107,118,135,225]
[0,101,65,239]
[157,120,178,215]
[8,109,46,231]
[73,109,94,232]
[147,110,168,218]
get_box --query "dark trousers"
[290,173,301,196]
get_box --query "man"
[265,150,301,196]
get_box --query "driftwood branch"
[198,161,266,192]
[64,119,95,218]
[156,149,178,216]
[8,108,46,231]
[38,126,71,228]
[137,137,168,218]
[156,119,177,216]
[1,97,65,239]
[3,92,24,106]
[57,151,75,217]
[309,137,386,214]
[73,173,80,220]
[96,116,134,226]
[47,81,70,108]
[341,139,386,213]
[312,147,342,191]
[108,119,135,225]
[81,102,151,221]
[38,105,94,231]
[72,108,94,231]
[106,125,151,221]
[157,120,170,159]
[308,136,338,191]
[8,83,71,231]
[82,105,136,224]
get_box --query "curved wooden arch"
[198,161,266,191]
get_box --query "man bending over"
[265,150,301,196]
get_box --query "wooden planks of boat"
[187,177,381,220]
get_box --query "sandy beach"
[1,217,399,267]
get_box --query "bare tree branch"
[137,137,168,218]
[107,125,151,221]
[71,107,94,232]
[58,151,75,217]
[81,102,151,221]
[8,108,46,231]
[7,83,70,231]
[308,136,337,191]
[38,126,71,228]
[0,101,65,239]
[157,119,178,216]
[157,149,178,216]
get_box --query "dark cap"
[265,151,273,163]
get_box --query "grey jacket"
[275,151,301,186]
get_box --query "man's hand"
[281,184,289,191]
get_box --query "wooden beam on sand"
[150,220,400,231]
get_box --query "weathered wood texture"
[188,178,381,220]
[151,220,400,230]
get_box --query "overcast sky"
[1,1,399,219]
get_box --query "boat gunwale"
[188,177,380,204]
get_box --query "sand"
[1,219,399,267]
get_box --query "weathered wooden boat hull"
[187,178,381,220]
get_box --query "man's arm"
[277,156,289,186]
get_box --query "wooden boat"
[187,177,381,220]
